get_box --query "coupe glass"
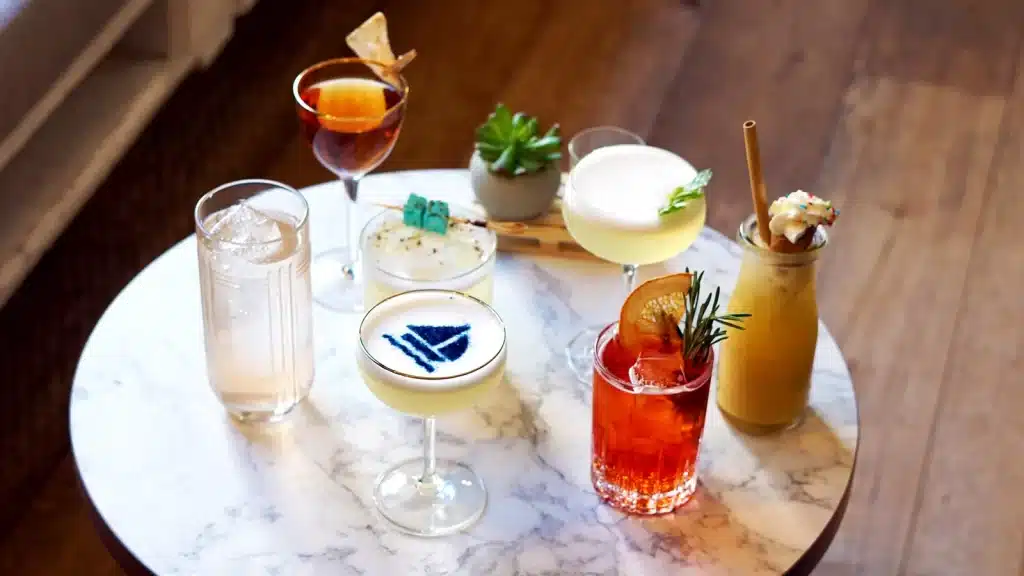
[293,58,408,312]
[563,127,644,382]
[357,289,507,537]
[562,138,706,383]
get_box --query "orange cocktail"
[591,322,713,515]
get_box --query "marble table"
[70,169,859,575]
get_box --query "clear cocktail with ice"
[195,179,314,422]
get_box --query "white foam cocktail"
[561,142,707,382]
[360,205,497,309]
[357,289,506,537]
[562,144,704,266]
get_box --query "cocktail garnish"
[378,199,528,236]
[767,190,839,252]
[475,104,561,176]
[423,201,450,235]
[618,273,694,355]
[403,194,428,228]
[400,195,449,235]
[659,169,712,216]
[346,12,417,82]
[677,269,750,378]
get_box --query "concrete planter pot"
[469,151,561,221]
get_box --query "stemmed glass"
[357,289,507,537]
[563,127,644,381]
[293,58,408,312]
[562,133,706,382]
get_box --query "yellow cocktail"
[356,289,506,537]
[717,214,827,434]
[562,143,708,381]
[562,145,705,266]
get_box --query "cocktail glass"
[195,179,314,422]
[293,58,408,312]
[357,289,507,536]
[562,142,706,382]
[359,203,497,309]
[591,322,713,514]
[563,127,645,381]
[568,126,645,167]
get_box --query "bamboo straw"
[371,203,528,235]
[742,121,772,245]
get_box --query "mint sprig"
[659,169,712,216]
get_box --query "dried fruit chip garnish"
[618,273,693,355]
[346,12,416,82]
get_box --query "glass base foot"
[311,248,363,313]
[373,458,487,537]
[566,324,605,383]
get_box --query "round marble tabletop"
[70,169,859,576]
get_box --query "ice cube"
[629,352,685,391]
[207,203,288,263]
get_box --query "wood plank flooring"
[2,0,1023,573]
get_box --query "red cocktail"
[591,322,713,515]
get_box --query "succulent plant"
[474,104,561,177]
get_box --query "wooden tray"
[472,175,598,261]
[491,199,597,260]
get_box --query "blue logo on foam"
[382,324,471,374]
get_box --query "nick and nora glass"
[294,58,408,312]
[717,215,827,434]
[195,180,314,422]
[357,290,507,536]
[360,203,498,309]
[562,133,707,381]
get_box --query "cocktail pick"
[374,198,527,236]
[742,121,772,246]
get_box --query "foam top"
[358,290,506,389]
[362,210,496,290]
[565,145,697,231]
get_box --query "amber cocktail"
[292,56,408,312]
[591,322,713,515]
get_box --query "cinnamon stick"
[742,121,772,246]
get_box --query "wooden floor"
[2,0,1024,573]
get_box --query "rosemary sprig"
[676,269,751,368]
[659,169,713,216]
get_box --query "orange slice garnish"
[315,79,387,133]
[618,273,693,355]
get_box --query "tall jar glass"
[195,179,314,423]
[716,213,827,435]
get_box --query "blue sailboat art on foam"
[382,324,471,373]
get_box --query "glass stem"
[421,417,438,485]
[342,177,360,271]
[622,263,638,296]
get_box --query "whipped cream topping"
[768,190,838,243]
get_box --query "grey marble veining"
[70,170,858,575]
